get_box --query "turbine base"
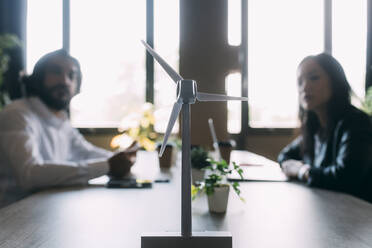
[141,231,232,248]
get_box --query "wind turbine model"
[141,40,248,248]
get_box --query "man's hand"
[281,159,304,179]
[108,147,138,178]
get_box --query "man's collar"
[27,97,68,127]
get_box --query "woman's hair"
[298,53,351,159]
[23,49,82,96]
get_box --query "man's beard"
[39,84,72,111]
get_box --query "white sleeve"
[69,128,114,160]
[0,111,109,191]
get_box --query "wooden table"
[1,151,372,248]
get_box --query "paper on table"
[228,150,288,182]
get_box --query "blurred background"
[1,0,371,160]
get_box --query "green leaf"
[191,146,211,169]
[0,34,21,109]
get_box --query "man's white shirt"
[0,97,113,207]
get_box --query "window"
[27,0,180,130]
[69,0,146,128]
[332,0,367,103]
[153,0,180,133]
[228,0,241,46]
[247,0,324,128]
[226,73,242,133]
[228,0,368,130]
[26,0,63,73]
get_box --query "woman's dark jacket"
[278,106,372,203]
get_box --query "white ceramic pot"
[191,168,205,185]
[207,185,230,213]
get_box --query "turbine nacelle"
[176,80,197,104]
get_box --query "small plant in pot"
[191,145,211,184]
[192,159,244,213]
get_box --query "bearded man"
[0,50,135,208]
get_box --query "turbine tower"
[141,40,248,248]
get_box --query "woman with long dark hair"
[278,53,372,202]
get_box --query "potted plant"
[0,34,21,110]
[111,102,159,151]
[191,145,210,184]
[192,159,244,213]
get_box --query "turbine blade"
[159,101,183,157]
[141,40,183,84]
[196,92,248,102]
